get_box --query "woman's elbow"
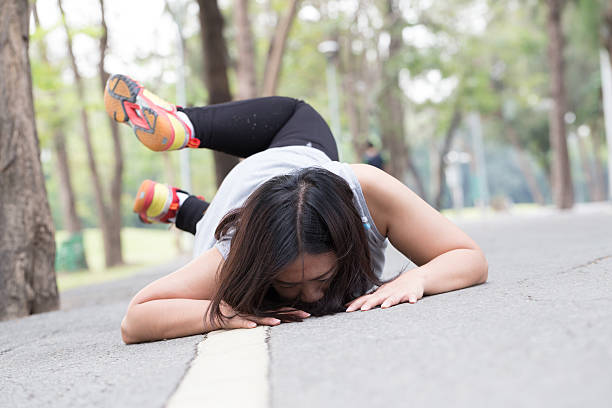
[476,251,489,284]
[120,314,138,345]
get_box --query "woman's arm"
[121,246,289,344]
[121,298,213,344]
[121,246,224,344]
[349,164,488,308]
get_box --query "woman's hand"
[345,268,425,312]
[213,302,310,330]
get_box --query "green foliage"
[55,227,182,291]
[32,0,610,231]
[55,232,88,272]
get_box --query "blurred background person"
[362,140,386,171]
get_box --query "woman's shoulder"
[348,163,388,237]
[347,163,379,191]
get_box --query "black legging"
[174,97,339,234]
[178,96,338,160]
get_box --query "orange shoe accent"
[133,180,155,213]
[138,213,153,224]
[104,74,198,152]
[132,179,183,224]
[187,138,201,148]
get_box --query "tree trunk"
[32,4,84,237]
[546,0,574,209]
[378,85,404,178]
[506,126,545,205]
[197,0,240,186]
[261,0,300,96]
[378,0,426,199]
[576,133,596,201]
[605,0,612,68]
[589,124,607,201]
[339,32,366,160]
[434,106,462,210]
[234,0,257,99]
[601,1,612,201]
[98,0,124,265]
[58,0,120,268]
[0,0,58,320]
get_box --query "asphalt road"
[0,257,197,408]
[1,205,611,407]
[269,206,612,408]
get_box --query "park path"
[1,204,611,407]
[269,204,612,408]
[0,256,197,408]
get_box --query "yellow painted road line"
[167,326,270,408]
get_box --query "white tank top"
[193,145,387,277]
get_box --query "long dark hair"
[207,166,382,326]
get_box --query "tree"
[339,18,371,161]
[234,0,257,99]
[197,0,241,187]
[261,0,300,96]
[234,0,301,98]
[433,105,462,210]
[546,0,574,208]
[97,0,124,266]
[0,0,58,320]
[57,0,124,267]
[197,0,301,184]
[378,0,427,199]
[32,2,88,270]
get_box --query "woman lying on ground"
[105,74,488,345]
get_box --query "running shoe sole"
[104,74,197,151]
[133,179,177,223]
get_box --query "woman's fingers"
[347,293,416,312]
[226,316,258,329]
[224,311,310,330]
[346,296,369,312]
[380,296,399,309]
[273,307,311,318]
[224,315,281,330]
[359,295,387,311]
[250,316,282,326]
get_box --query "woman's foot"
[104,74,200,151]
[133,180,184,224]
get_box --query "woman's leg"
[179,96,339,160]
[105,74,338,159]
[268,100,339,161]
[133,179,208,235]
[175,195,208,235]
[170,100,340,232]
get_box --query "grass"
[440,202,550,220]
[55,227,185,292]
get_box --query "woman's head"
[207,166,382,325]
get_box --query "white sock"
[168,192,190,223]
[177,191,189,206]
[176,111,195,140]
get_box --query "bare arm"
[121,246,290,344]
[380,171,488,294]
[120,246,223,344]
[349,164,487,308]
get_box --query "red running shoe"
[132,180,182,224]
[104,74,200,152]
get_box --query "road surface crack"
[163,334,207,408]
[568,254,612,272]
